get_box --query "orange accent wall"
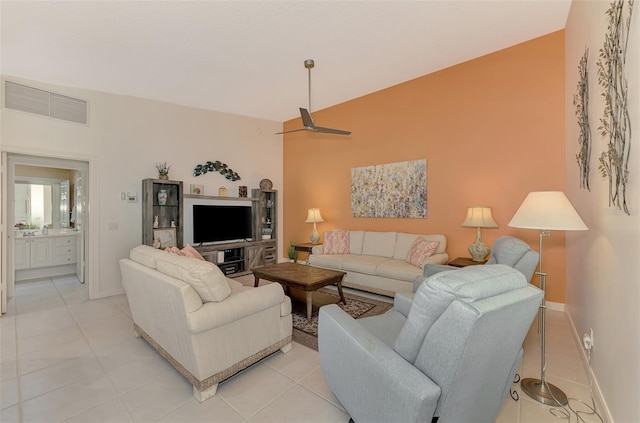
[283,31,566,302]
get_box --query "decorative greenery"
[156,162,171,180]
[597,0,634,215]
[287,241,297,260]
[574,47,591,191]
[193,161,241,181]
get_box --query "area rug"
[291,288,393,351]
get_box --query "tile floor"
[1,274,604,422]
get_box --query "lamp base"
[521,378,568,406]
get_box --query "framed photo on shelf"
[190,184,204,195]
[153,228,177,249]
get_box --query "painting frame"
[153,228,177,249]
[351,159,427,219]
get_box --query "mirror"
[14,176,72,230]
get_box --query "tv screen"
[193,205,253,244]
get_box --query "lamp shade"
[461,206,498,228]
[508,191,588,231]
[305,208,324,223]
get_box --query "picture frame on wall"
[153,228,177,249]
[190,184,204,195]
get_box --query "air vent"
[4,81,88,125]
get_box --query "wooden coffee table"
[252,262,346,321]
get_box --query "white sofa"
[119,245,292,402]
[309,231,448,296]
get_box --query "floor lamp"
[508,191,587,406]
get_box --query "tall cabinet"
[142,179,183,248]
[252,189,277,244]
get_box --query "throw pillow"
[323,230,349,254]
[182,244,205,261]
[165,246,184,256]
[406,237,439,268]
[156,254,231,302]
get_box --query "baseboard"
[546,301,565,312]
[565,307,613,423]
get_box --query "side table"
[448,257,487,268]
[293,243,321,263]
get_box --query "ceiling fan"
[276,59,351,136]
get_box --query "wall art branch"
[193,161,241,181]
[574,47,591,191]
[597,0,634,215]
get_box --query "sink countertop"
[15,229,82,238]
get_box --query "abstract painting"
[351,159,427,218]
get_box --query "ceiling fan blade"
[299,108,316,129]
[314,126,352,136]
[274,128,308,135]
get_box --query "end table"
[448,257,487,268]
[293,243,321,263]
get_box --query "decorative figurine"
[153,216,159,228]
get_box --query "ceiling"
[0,1,571,123]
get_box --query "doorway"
[1,153,91,313]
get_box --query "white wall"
[565,2,640,422]
[1,76,283,298]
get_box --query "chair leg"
[193,383,218,402]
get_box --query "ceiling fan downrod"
[305,59,314,115]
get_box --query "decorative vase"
[159,174,168,180]
[157,189,168,206]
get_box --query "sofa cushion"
[349,230,365,255]
[392,233,420,259]
[129,245,168,269]
[361,232,397,257]
[394,264,526,363]
[376,259,424,282]
[323,230,349,254]
[155,254,231,302]
[308,254,347,270]
[406,238,439,267]
[342,255,390,276]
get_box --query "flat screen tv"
[193,205,253,244]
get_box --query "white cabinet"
[31,238,54,268]
[54,236,77,265]
[14,239,31,270]
[15,238,53,269]
[14,236,77,270]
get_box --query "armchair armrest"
[187,283,285,333]
[394,292,414,318]
[319,305,440,423]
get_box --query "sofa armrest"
[319,305,440,423]
[394,292,414,318]
[187,282,286,334]
[311,245,323,255]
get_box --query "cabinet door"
[246,245,265,269]
[14,239,30,270]
[30,238,53,268]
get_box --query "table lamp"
[461,206,498,261]
[305,208,324,244]
[508,191,587,406]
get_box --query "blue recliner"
[416,236,539,293]
[318,264,543,423]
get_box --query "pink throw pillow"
[406,237,439,268]
[165,246,184,256]
[182,244,205,261]
[323,230,349,254]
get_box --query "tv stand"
[195,239,276,278]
